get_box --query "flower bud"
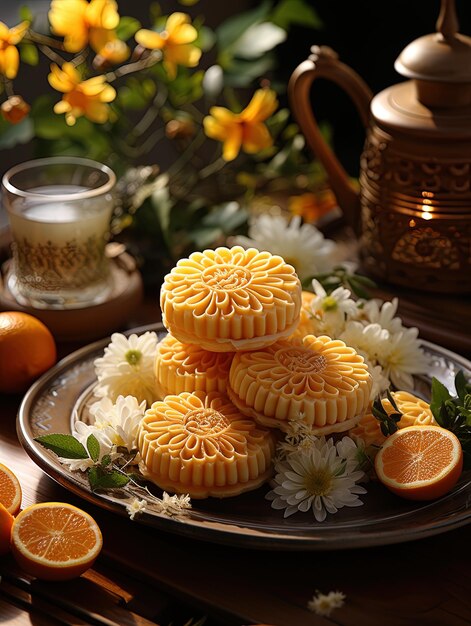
[1,96,30,124]
[166,117,195,140]
[93,39,130,70]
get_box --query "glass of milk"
[2,157,116,309]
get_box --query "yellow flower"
[135,13,201,79]
[289,190,338,223]
[49,0,127,61]
[203,89,278,161]
[0,21,28,79]
[48,62,116,126]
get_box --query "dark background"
[1,0,471,178]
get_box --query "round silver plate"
[17,324,471,551]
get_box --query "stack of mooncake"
[138,246,373,498]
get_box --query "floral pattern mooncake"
[160,246,302,352]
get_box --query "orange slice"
[0,462,22,515]
[11,502,103,580]
[375,425,463,501]
[0,502,14,555]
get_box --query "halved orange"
[375,425,463,501]
[0,502,14,555]
[0,462,22,515]
[11,502,103,580]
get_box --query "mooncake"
[350,390,437,447]
[160,246,302,352]
[228,334,372,434]
[138,391,277,498]
[155,334,233,397]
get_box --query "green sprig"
[430,371,471,468]
[371,390,403,437]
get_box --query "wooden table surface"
[1,298,471,626]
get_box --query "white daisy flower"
[311,279,358,318]
[233,214,337,280]
[378,327,430,390]
[126,497,147,520]
[60,422,117,472]
[309,279,357,336]
[308,590,346,616]
[89,395,146,453]
[266,437,366,521]
[94,331,158,406]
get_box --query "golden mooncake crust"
[160,246,302,352]
[138,391,277,498]
[349,390,437,447]
[228,334,372,432]
[155,334,233,397]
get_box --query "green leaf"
[87,434,100,462]
[19,5,33,22]
[101,454,112,467]
[35,434,88,459]
[223,55,275,87]
[19,42,38,66]
[270,0,323,30]
[0,117,34,149]
[216,0,271,50]
[116,16,141,40]
[430,377,452,422]
[88,467,130,491]
[151,176,173,239]
[191,226,223,249]
[195,25,216,52]
[455,370,469,402]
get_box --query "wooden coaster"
[0,253,144,342]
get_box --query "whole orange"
[0,311,57,394]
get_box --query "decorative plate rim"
[16,323,471,551]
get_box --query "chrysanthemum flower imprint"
[228,334,372,433]
[138,391,276,498]
[160,246,302,352]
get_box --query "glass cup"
[2,157,116,309]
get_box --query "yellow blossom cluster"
[0,1,278,161]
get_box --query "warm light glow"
[409,219,416,228]
[419,191,434,220]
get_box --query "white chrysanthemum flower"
[126,497,147,520]
[233,214,337,280]
[59,422,117,472]
[363,297,403,334]
[157,492,192,517]
[339,320,390,365]
[94,332,158,406]
[266,437,366,521]
[378,327,430,390]
[89,395,146,453]
[308,590,346,616]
